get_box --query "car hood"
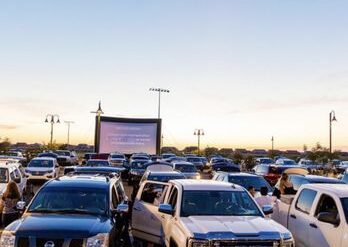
[7,213,111,238]
[181,216,288,239]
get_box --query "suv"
[25,157,59,181]
[287,174,345,192]
[54,150,79,166]
[109,153,127,167]
[213,172,273,195]
[253,164,300,186]
[0,160,27,197]
[1,173,130,247]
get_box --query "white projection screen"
[96,117,161,154]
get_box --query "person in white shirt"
[255,186,275,208]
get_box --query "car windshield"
[148,174,185,182]
[175,164,197,173]
[342,174,348,184]
[341,198,348,223]
[131,161,148,169]
[187,157,201,162]
[133,156,148,161]
[28,159,54,168]
[111,155,124,159]
[259,159,273,164]
[0,168,9,183]
[87,160,110,166]
[283,160,296,165]
[55,151,70,156]
[228,176,272,192]
[29,187,107,216]
[181,190,262,217]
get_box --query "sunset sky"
[1,1,348,151]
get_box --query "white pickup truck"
[272,184,348,247]
[132,179,294,247]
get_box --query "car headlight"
[281,232,295,247]
[0,230,16,247]
[189,239,209,247]
[86,233,109,247]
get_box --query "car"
[0,173,130,247]
[54,150,79,166]
[275,158,297,166]
[342,169,348,183]
[298,158,322,170]
[186,156,204,171]
[130,155,150,163]
[163,156,187,163]
[161,153,176,160]
[140,170,186,183]
[213,172,273,195]
[0,151,26,163]
[109,153,127,167]
[198,156,209,168]
[0,160,27,197]
[82,152,96,165]
[255,157,274,165]
[253,164,302,186]
[287,173,345,192]
[172,161,200,179]
[86,159,111,167]
[128,160,151,185]
[132,179,294,246]
[37,152,58,159]
[68,166,126,176]
[25,157,59,182]
[272,184,348,247]
[337,161,348,173]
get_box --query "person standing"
[1,181,21,227]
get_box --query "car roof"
[172,161,195,166]
[291,174,343,183]
[0,162,19,168]
[32,157,56,161]
[223,172,259,177]
[148,171,183,176]
[170,179,245,191]
[45,175,111,190]
[302,184,348,197]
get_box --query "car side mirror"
[317,212,340,226]
[262,205,273,215]
[158,204,174,215]
[16,201,26,211]
[116,203,129,214]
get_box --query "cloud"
[0,124,18,130]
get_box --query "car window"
[315,194,339,222]
[168,187,178,210]
[115,182,125,202]
[289,176,306,191]
[140,183,166,206]
[9,170,16,181]
[111,186,119,208]
[295,189,317,214]
[0,168,9,183]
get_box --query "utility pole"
[91,101,104,153]
[45,114,60,147]
[194,129,205,155]
[271,136,274,153]
[64,121,74,145]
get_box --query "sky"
[1,0,348,151]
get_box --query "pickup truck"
[132,179,294,247]
[272,184,348,247]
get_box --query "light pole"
[194,129,205,154]
[149,88,170,119]
[271,136,274,153]
[64,121,74,145]
[45,114,60,146]
[329,110,337,155]
[91,101,104,153]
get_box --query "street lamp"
[329,110,337,154]
[91,101,104,153]
[271,136,274,153]
[45,114,60,146]
[194,129,205,154]
[149,88,170,119]
[64,121,74,145]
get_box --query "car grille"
[29,171,47,176]
[16,237,84,247]
[211,240,279,247]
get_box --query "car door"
[132,181,168,244]
[288,188,318,247]
[309,193,344,247]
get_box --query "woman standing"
[1,181,21,227]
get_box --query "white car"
[0,160,27,197]
[109,153,126,166]
[276,158,297,166]
[25,157,59,181]
[272,184,348,247]
[132,179,294,246]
